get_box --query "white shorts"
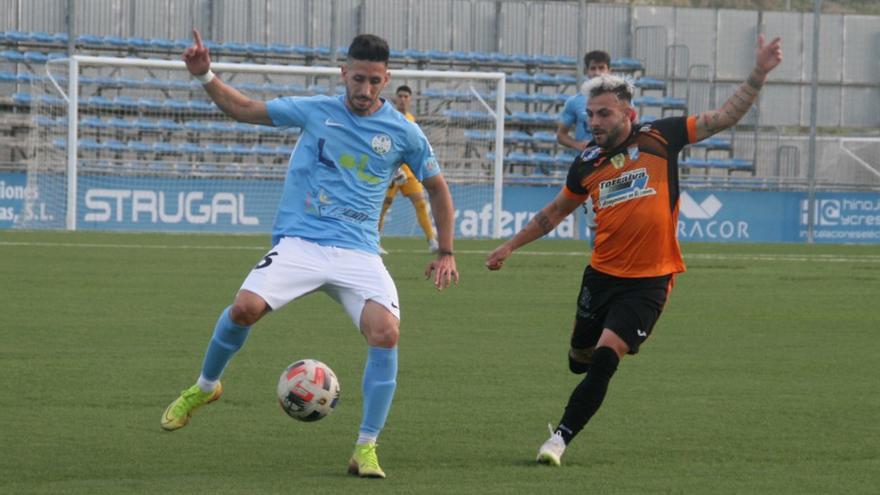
[240,236,400,327]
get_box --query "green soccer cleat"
[347,442,386,479]
[160,382,222,431]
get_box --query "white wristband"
[195,70,215,85]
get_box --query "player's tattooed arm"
[694,35,782,141]
[534,211,554,235]
[486,191,582,270]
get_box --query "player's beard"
[595,115,629,150]
[346,92,378,115]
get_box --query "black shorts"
[572,265,674,354]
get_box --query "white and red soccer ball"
[277,359,340,422]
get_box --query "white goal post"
[23,55,507,237]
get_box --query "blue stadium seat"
[690,137,731,151]
[103,139,127,152]
[2,50,26,63]
[79,138,101,151]
[148,38,175,50]
[126,37,149,49]
[5,31,31,43]
[30,32,59,44]
[102,35,127,47]
[251,144,278,156]
[680,156,709,168]
[634,77,666,90]
[172,39,192,50]
[555,74,577,85]
[230,144,253,156]
[178,142,204,154]
[534,112,557,124]
[508,72,533,84]
[222,42,248,54]
[12,92,32,105]
[157,119,183,132]
[491,52,515,64]
[426,50,450,61]
[506,151,530,164]
[534,72,558,85]
[533,92,557,104]
[162,99,189,112]
[128,141,154,153]
[611,58,644,72]
[114,95,139,110]
[245,42,269,55]
[470,52,491,63]
[293,45,315,56]
[207,143,231,154]
[402,48,429,61]
[506,131,532,143]
[707,158,753,170]
[107,117,137,130]
[80,116,107,129]
[449,51,473,63]
[184,121,212,132]
[556,55,577,66]
[268,43,294,55]
[509,111,537,123]
[77,34,105,46]
[555,151,577,165]
[136,119,162,131]
[152,142,176,154]
[533,131,557,143]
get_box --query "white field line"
[1,240,879,264]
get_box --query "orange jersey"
[562,116,698,278]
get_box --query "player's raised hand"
[755,34,782,74]
[183,28,211,76]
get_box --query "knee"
[229,298,266,326]
[367,325,399,348]
[590,347,620,379]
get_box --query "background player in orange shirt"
[378,85,439,254]
[486,35,783,466]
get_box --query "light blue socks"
[199,306,251,384]
[359,346,398,440]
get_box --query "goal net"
[20,56,506,237]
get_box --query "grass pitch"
[1,230,878,494]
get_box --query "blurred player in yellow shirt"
[378,85,439,254]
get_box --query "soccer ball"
[277,359,340,422]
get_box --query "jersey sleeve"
[265,96,309,128]
[648,116,698,155]
[558,96,577,127]
[562,156,590,201]
[402,124,441,181]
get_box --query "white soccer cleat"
[536,423,566,466]
[427,238,439,254]
[378,245,389,255]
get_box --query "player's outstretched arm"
[556,123,587,151]
[422,174,459,291]
[694,35,782,141]
[184,28,272,125]
[485,191,581,271]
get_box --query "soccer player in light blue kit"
[161,30,459,479]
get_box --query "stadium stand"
[0,28,765,181]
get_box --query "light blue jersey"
[559,93,590,142]
[266,95,440,253]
